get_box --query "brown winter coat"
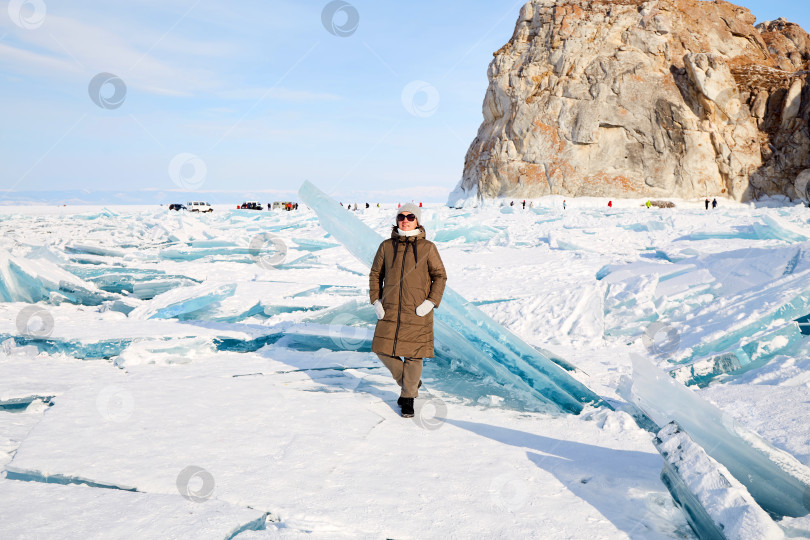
[369,226,447,358]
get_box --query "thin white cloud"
[0,42,83,76]
[0,12,302,99]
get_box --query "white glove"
[416,300,434,317]
[373,300,385,320]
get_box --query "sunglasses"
[397,213,416,222]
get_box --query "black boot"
[401,398,414,418]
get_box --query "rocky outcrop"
[449,0,810,204]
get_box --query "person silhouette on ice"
[369,203,447,418]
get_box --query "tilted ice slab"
[602,244,810,385]
[654,422,784,540]
[298,181,604,414]
[665,268,810,387]
[0,251,113,305]
[0,479,268,539]
[128,282,237,320]
[624,354,810,518]
[684,215,808,244]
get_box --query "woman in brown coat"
[369,203,446,418]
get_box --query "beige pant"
[376,353,422,398]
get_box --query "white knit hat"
[396,203,421,225]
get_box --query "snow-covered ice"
[1,196,810,538]
[653,422,784,540]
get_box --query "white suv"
[187,201,213,213]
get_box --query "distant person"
[608,200,613,208]
[705,198,710,210]
[522,200,526,209]
[366,202,370,209]
[563,200,566,210]
[712,198,718,209]
[377,203,380,207]
[369,203,447,418]
[646,200,651,208]
[510,201,514,207]
[530,201,533,208]
[398,203,401,209]
[419,202,423,207]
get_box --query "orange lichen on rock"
[532,120,565,153]
[518,163,548,186]
[582,173,644,193]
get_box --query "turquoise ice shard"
[298,181,605,414]
[626,353,810,518]
[0,251,113,305]
[128,283,237,320]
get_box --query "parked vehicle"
[239,201,263,210]
[187,201,213,213]
[168,203,186,211]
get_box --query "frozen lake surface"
[1,197,810,538]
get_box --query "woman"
[369,203,446,418]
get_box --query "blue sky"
[1,0,808,203]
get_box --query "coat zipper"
[392,240,409,356]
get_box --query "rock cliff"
[449,0,810,204]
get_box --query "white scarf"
[397,228,420,237]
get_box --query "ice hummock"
[624,353,810,518]
[298,181,605,414]
[0,251,113,305]
[600,241,810,387]
[654,422,784,540]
